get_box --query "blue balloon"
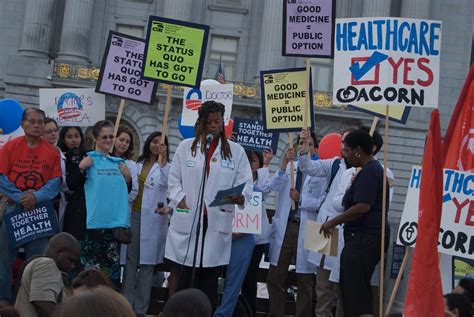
[178,114,195,139]
[0,99,23,134]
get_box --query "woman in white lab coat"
[165,101,253,307]
[121,131,170,317]
[266,134,328,317]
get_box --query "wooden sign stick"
[112,98,126,151]
[369,116,379,136]
[159,85,172,163]
[379,104,389,317]
[303,58,311,129]
[288,132,296,210]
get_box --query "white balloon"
[200,79,220,86]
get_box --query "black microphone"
[205,133,213,151]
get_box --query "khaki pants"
[315,262,343,317]
[267,222,313,317]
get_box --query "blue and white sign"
[4,201,59,248]
[333,18,442,107]
[397,166,474,258]
[233,118,279,154]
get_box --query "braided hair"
[191,101,232,160]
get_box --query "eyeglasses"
[44,129,58,134]
[100,135,114,140]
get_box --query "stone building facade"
[0,0,472,310]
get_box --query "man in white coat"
[267,132,327,317]
[165,101,253,307]
[298,127,356,317]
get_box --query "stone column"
[257,0,285,71]
[401,0,430,19]
[363,0,391,17]
[337,0,351,18]
[18,0,56,58]
[163,0,192,20]
[56,0,95,63]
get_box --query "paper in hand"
[303,220,339,257]
[209,182,246,207]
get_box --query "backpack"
[326,158,341,193]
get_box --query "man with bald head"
[15,233,81,317]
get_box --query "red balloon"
[318,133,342,159]
[225,119,234,139]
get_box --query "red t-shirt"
[0,136,62,191]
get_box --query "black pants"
[241,243,266,316]
[172,261,222,308]
[340,231,381,317]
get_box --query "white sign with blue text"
[397,166,474,258]
[333,18,442,107]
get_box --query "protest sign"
[232,118,279,154]
[260,68,314,132]
[232,192,262,234]
[452,256,474,288]
[4,201,59,248]
[283,0,335,57]
[333,18,442,107]
[397,166,474,258]
[96,31,157,104]
[182,83,233,126]
[39,88,105,126]
[142,16,209,87]
[348,104,411,124]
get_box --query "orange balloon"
[318,133,342,159]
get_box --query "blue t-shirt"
[84,151,130,229]
[342,159,389,232]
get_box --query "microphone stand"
[191,143,210,287]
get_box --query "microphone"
[205,133,213,151]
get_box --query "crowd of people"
[0,102,472,317]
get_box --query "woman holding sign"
[165,101,253,307]
[121,131,171,316]
[78,120,131,288]
[319,130,389,316]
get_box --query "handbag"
[112,227,132,244]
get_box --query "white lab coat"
[267,160,328,274]
[297,154,348,275]
[165,138,253,267]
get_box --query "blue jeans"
[0,203,48,302]
[214,234,255,317]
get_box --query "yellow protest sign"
[142,16,209,87]
[260,68,314,132]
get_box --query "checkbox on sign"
[350,56,381,85]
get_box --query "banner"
[397,166,474,258]
[333,18,442,107]
[232,118,279,154]
[39,88,105,126]
[142,16,209,87]
[260,68,314,132]
[283,0,335,57]
[232,192,262,234]
[181,84,233,127]
[96,31,157,104]
[4,201,59,248]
